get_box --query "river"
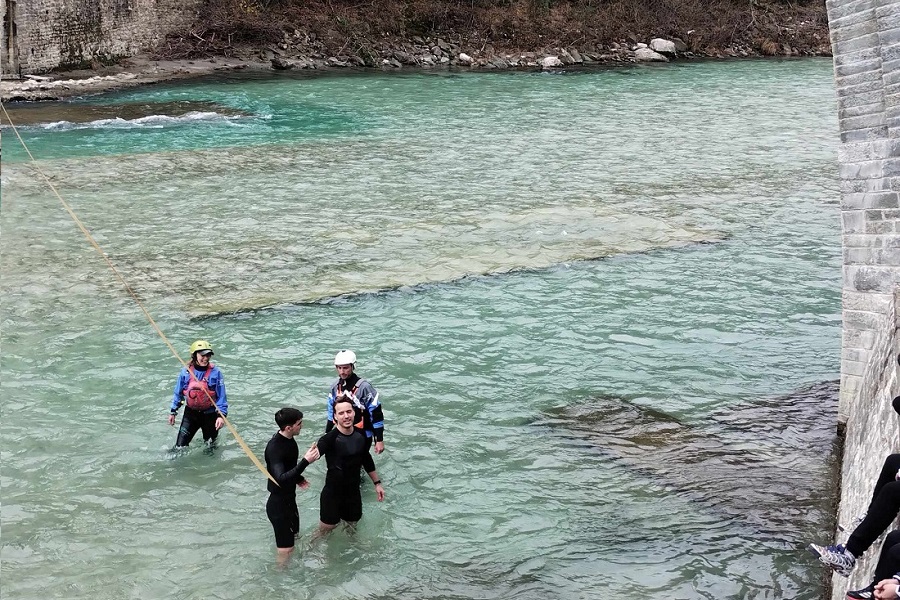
[1,58,841,599]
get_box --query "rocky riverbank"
[0,31,830,104]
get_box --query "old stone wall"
[1,0,202,75]
[831,294,899,599]
[828,0,900,422]
[828,0,900,598]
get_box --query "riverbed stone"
[634,48,669,62]
[650,38,677,55]
[542,56,564,68]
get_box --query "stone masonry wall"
[831,294,899,600]
[2,0,202,75]
[829,0,900,422]
[828,1,900,598]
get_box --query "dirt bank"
[0,0,830,103]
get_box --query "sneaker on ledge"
[808,543,856,577]
[846,582,875,599]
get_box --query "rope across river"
[0,101,277,485]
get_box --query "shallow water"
[1,58,841,599]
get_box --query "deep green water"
[1,59,841,599]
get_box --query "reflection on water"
[543,379,840,541]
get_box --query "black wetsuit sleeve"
[271,457,310,488]
[370,405,384,442]
[362,451,376,474]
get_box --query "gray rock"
[541,56,564,69]
[271,57,295,70]
[393,51,416,65]
[672,37,689,52]
[458,52,474,65]
[650,38,677,55]
[490,57,510,69]
[634,48,669,62]
[437,38,451,51]
[558,49,576,65]
[569,48,584,64]
[634,42,648,50]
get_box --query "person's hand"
[215,417,225,430]
[298,479,310,490]
[304,443,320,463]
[374,482,385,502]
[374,441,385,454]
[875,579,900,599]
[168,414,176,426]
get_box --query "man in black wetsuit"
[306,398,385,535]
[264,407,319,565]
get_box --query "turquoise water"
[2,59,841,599]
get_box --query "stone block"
[840,100,888,120]
[867,220,895,233]
[827,0,875,23]
[836,57,883,78]
[849,191,899,209]
[849,264,900,291]
[840,159,885,179]
[842,323,877,348]
[844,209,868,232]
[834,45,882,68]
[842,112,888,132]
[879,247,900,264]
[845,247,879,263]
[844,290,895,311]
[843,358,869,376]
[839,89,886,109]
[835,34,885,57]
[843,233,882,246]
[843,346,871,362]
[832,19,879,44]
[838,140,891,163]
[842,125,890,143]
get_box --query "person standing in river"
[264,407,319,565]
[308,397,385,536]
[167,340,228,447]
[325,349,385,454]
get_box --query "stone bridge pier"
[828,1,900,598]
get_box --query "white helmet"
[334,349,357,366]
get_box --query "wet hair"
[275,407,303,430]
[333,397,353,412]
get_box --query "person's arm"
[168,369,188,425]
[212,368,227,430]
[325,391,335,432]
[213,368,227,416]
[363,383,385,453]
[365,468,385,502]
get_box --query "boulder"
[649,38,677,55]
[458,52,474,65]
[634,48,668,62]
[558,48,576,65]
[541,56,564,69]
[271,57,295,70]
[672,37,689,52]
[569,48,584,64]
[635,43,648,50]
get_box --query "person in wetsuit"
[264,407,319,564]
[326,349,385,454]
[308,397,385,534]
[167,340,228,447]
